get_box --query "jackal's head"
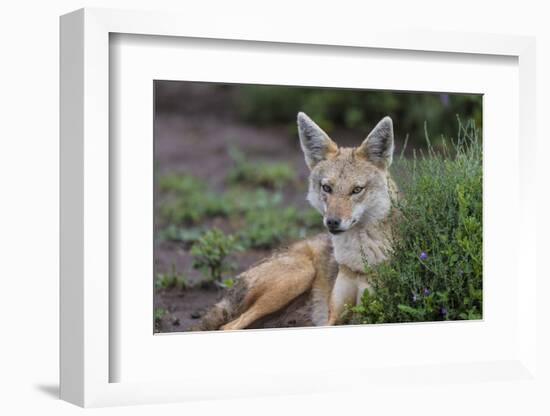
[297,112,394,234]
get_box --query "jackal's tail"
[196,277,249,331]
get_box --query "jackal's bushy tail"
[197,277,249,331]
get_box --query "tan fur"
[198,113,397,330]
[199,234,338,330]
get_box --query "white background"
[1,1,549,415]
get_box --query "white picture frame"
[60,7,539,408]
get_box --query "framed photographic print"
[60,7,539,408]
[152,80,483,334]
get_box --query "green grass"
[154,307,168,331]
[238,206,322,249]
[227,146,296,189]
[238,207,300,249]
[225,188,284,212]
[155,265,188,291]
[158,176,323,250]
[158,173,202,194]
[157,225,205,245]
[346,118,482,324]
[157,170,295,227]
[158,174,232,225]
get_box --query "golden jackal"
[199,112,398,330]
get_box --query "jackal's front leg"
[327,270,357,325]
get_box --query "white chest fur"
[331,224,391,273]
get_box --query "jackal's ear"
[357,116,394,168]
[297,112,338,169]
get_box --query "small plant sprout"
[191,228,242,283]
[154,308,168,331]
[155,264,188,291]
[154,308,167,321]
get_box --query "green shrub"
[191,229,242,282]
[157,225,204,246]
[158,173,232,224]
[225,188,284,213]
[347,119,482,324]
[236,85,482,148]
[227,146,296,189]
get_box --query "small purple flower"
[440,307,448,317]
[419,251,428,261]
[423,287,430,296]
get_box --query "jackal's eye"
[351,186,364,195]
[322,184,332,193]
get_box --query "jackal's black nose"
[325,217,341,230]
